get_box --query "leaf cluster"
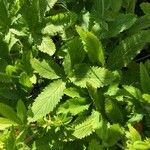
[0,0,150,149]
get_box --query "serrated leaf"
[19,72,32,89]
[9,28,27,36]
[42,24,63,36]
[111,0,122,12]
[88,139,103,150]
[128,124,141,142]
[4,31,19,51]
[132,141,150,150]
[107,30,150,69]
[123,85,142,100]
[57,97,90,115]
[123,0,137,13]
[73,110,101,139]
[87,83,106,118]
[102,14,137,38]
[0,0,9,31]
[69,64,115,88]
[0,103,21,124]
[63,37,85,74]
[0,58,7,72]
[140,63,150,94]
[0,72,12,83]
[31,80,66,121]
[0,88,20,100]
[47,0,57,8]
[103,124,123,147]
[142,94,150,103]
[105,99,123,123]
[140,2,150,15]
[129,15,150,34]
[128,113,143,123]
[31,58,60,80]
[0,117,17,130]
[48,12,77,27]
[37,36,56,56]
[64,87,83,98]
[92,0,111,19]
[76,27,105,66]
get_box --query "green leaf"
[140,2,150,15]
[87,83,101,111]
[123,85,142,100]
[0,72,12,83]
[31,58,60,80]
[73,110,101,139]
[107,30,150,69]
[47,0,57,8]
[64,87,84,98]
[4,31,19,51]
[105,99,123,123]
[42,24,63,36]
[132,141,150,150]
[142,94,150,103]
[31,80,66,121]
[17,100,27,124]
[76,27,105,66]
[63,37,85,74]
[123,0,137,13]
[48,12,77,27]
[128,124,141,142]
[19,72,32,89]
[111,0,122,12]
[0,117,17,130]
[37,36,56,56]
[0,103,21,124]
[87,83,106,119]
[96,122,123,147]
[0,58,7,72]
[0,88,20,100]
[92,0,111,19]
[88,139,103,150]
[140,63,150,94]
[129,15,150,34]
[102,14,137,38]
[69,64,116,88]
[103,124,123,147]
[0,0,9,31]
[57,97,90,115]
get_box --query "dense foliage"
[0,0,150,149]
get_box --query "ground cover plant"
[0,0,150,149]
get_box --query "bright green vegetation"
[0,0,150,149]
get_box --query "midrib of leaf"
[90,67,104,85]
